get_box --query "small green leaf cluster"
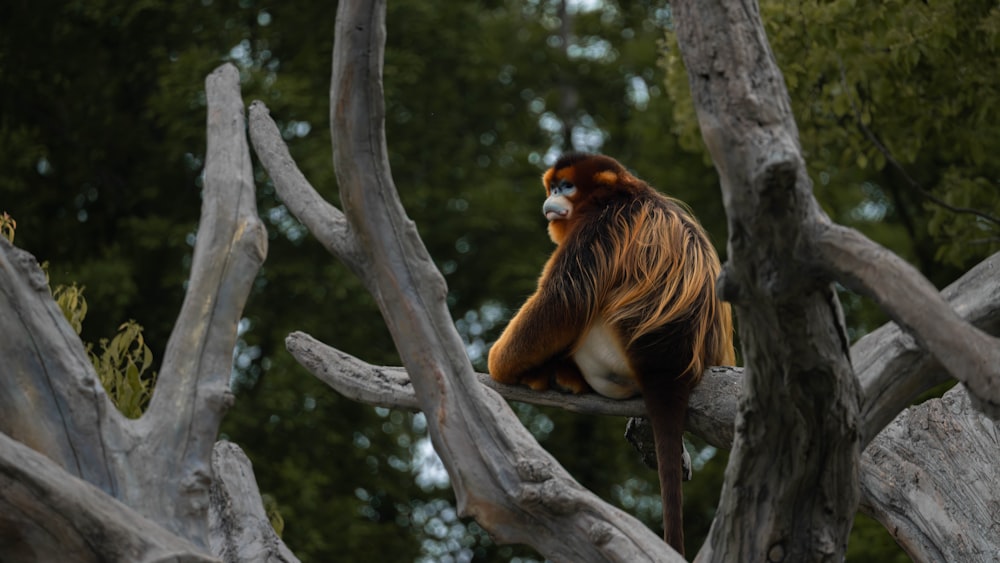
[53,280,156,419]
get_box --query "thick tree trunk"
[0,64,276,560]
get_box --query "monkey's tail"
[642,378,691,557]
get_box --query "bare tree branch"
[0,432,216,563]
[671,1,861,559]
[209,441,299,563]
[0,236,121,488]
[247,101,367,282]
[859,386,1000,562]
[854,250,1000,444]
[0,62,266,551]
[285,331,741,449]
[812,223,1000,417]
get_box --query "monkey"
[487,152,734,556]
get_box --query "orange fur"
[488,153,734,554]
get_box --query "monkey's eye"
[551,179,576,197]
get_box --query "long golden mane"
[590,193,734,383]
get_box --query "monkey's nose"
[543,199,570,221]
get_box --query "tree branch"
[854,250,1000,444]
[208,441,299,563]
[0,237,120,488]
[671,0,860,559]
[285,331,741,450]
[811,223,1000,417]
[247,101,367,283]
[859,386,1000,562]
[0,431,216,562]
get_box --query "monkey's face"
[540,153,638,244]
[541,165,583,245]
[542,178,576,222]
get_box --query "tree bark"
[0,63,268,557]
[0,432,214,563]
[248,0,681,560]
[860,386,1000,562]
[209,441,300,563]
[672,1,860,559]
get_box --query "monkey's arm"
[487,250,594,388]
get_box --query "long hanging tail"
[641,379,691,556]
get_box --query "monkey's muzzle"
[543,196,571,222]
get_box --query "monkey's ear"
[594,170,619,185]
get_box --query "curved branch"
[0,431,215,562]
[248,101,367,282]
[285,331,741,450]
[812,224,1000,418]
[854,250,1000,444]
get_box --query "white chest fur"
[572,319,640,399]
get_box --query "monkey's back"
[584,188,733,384]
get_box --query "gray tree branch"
[0,431,216,563]
[209,441,299,563]
[854,250,1000,444]
[860,386,1000,562]
[812,223,1000,417]
[246,0,679,559]
[671,1,860,559]
[247,101,367,283]
[0,62,268,555]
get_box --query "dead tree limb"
[248,0,680,560]
[860,386,1000,562]
[671,1,860,559]
[0,62,267,556]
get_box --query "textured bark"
[209,442,299,563]
[0,63,267,558]
[0,432,213,563]
[672,1,860,560]
[854,251,1000,444]
[861,387,1000,562]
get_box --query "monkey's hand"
[490,356,593,395]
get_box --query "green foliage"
[1,212,15,243]
[664,0,1000,288]
[51,282,156,418]
[52,283,89,336]
[88,320,157,419]
[263,494,286,538]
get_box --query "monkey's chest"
[572,319,640,399]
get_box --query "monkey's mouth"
[542,200,570,221]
